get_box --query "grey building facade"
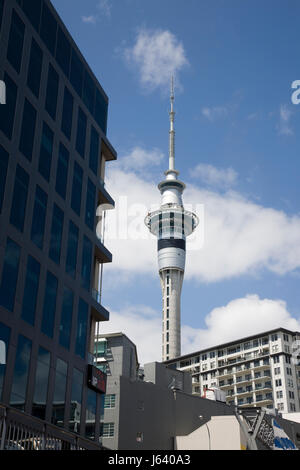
[0,0,116,449]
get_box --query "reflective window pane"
[52,358,67,428]
[31,185,47,249]
[95,89,108,135]
[61,86,74,140]
[55,143,69,200]
[40,1,57,55]
[85,389,97,440]
[70,49,83,97]
[19,99,37,161]
[69,368,83,433]
[7,10,25,73]
[0,322,11,401]
[32,347,50,420]
[0,73,17,139]
[0,238,21,312]
[66,221,78,279]
[75,107,87,158]
[49,203,64,265]
[75,298,88,359]
[56,26,71,77]
[71,161,83,216]
[10,164,29,232]
[89,126,99,175]
[0,144,9,213]
[38,122,54,181]
[81,236,92,291]
[82,70,95,115]
[22,0,42,31]
[10,335,32,411]
[21,255,40,326]
[41,271,58,338]
[27,38,43,98]
[59,287,74,350]
[85,179,96,230]
[45,63,59,121]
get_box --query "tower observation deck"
[145,79,199,361]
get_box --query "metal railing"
[0,404,101,451]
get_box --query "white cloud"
[97,0,112,18]
[119,146,165,173]
[81,15,97,24]
[124,28,189,92]
[99,295,300,365]
[278,104,293,135]
[181,294,300,355]
[202,106,228,122]
[104,164,300,283]
[99,304,162,365]
[191,163,238,189]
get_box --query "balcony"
[91,288,109,322]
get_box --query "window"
[21,0,42,31]
[286,355,291,364]
[27,38,43,98]
[0,322,11,401]
[59,287,74,350]
[85,389,97,440]
[66,221,79,279]
[273,355,280,364]
[49,204,64,264]
[7,10,25,73]
[10,165,29,232]
[81,236,92,291]
[283,334,289,342]
[61,87,74,139]
[31,185,47,249]
[82,70,95,114]
[0,145,9,213]
[95,340,107,357]
[52,359,68,428]
[21,256,40,326]
[10,335,32,411]
[76,107,87,158]
[275,379,282,387]
[71,161,83,215]
[89,126,99,175]
[56,26,71,77]
[271,334,278,342]
[289,391,295,399]
[75,298,88,359]
[210,351,215,358]
[32,347,50,420]
[70,49,83,97]
[69,368,83,433]
[19,99,37,161]
[287,367,292,376]
[40,1,57,55]
[0,73,17,139]
[0,0,4,33]
[0,238,21,312]
[101,423,114,438]
[104,394,116,409]
[55,143,69,199]
[41,271,58,338]
[276,391,283,399]
[45,63,59,120]
[202,354,207,361]
[85,179,96,230]
[274,367,281,375]
[95,88,108,134]
[38,122,54,181]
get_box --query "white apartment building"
[165,328,300,414]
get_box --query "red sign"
[87,365,106,394]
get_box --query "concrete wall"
[144,362,192,394]
[117,375,235,450]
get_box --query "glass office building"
[0,0,117,449]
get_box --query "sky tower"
[145,79,199,361]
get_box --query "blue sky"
[52,0,300,364]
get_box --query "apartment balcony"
[234,377,252,386]
[252,373,271,382]
[98,177,115,207]
[91,288,109,322]
[252,361,270,371]
[217,370,234,379]
[234,389,253,397]
[219,381,235,389]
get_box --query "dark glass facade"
[0,0,116,446]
